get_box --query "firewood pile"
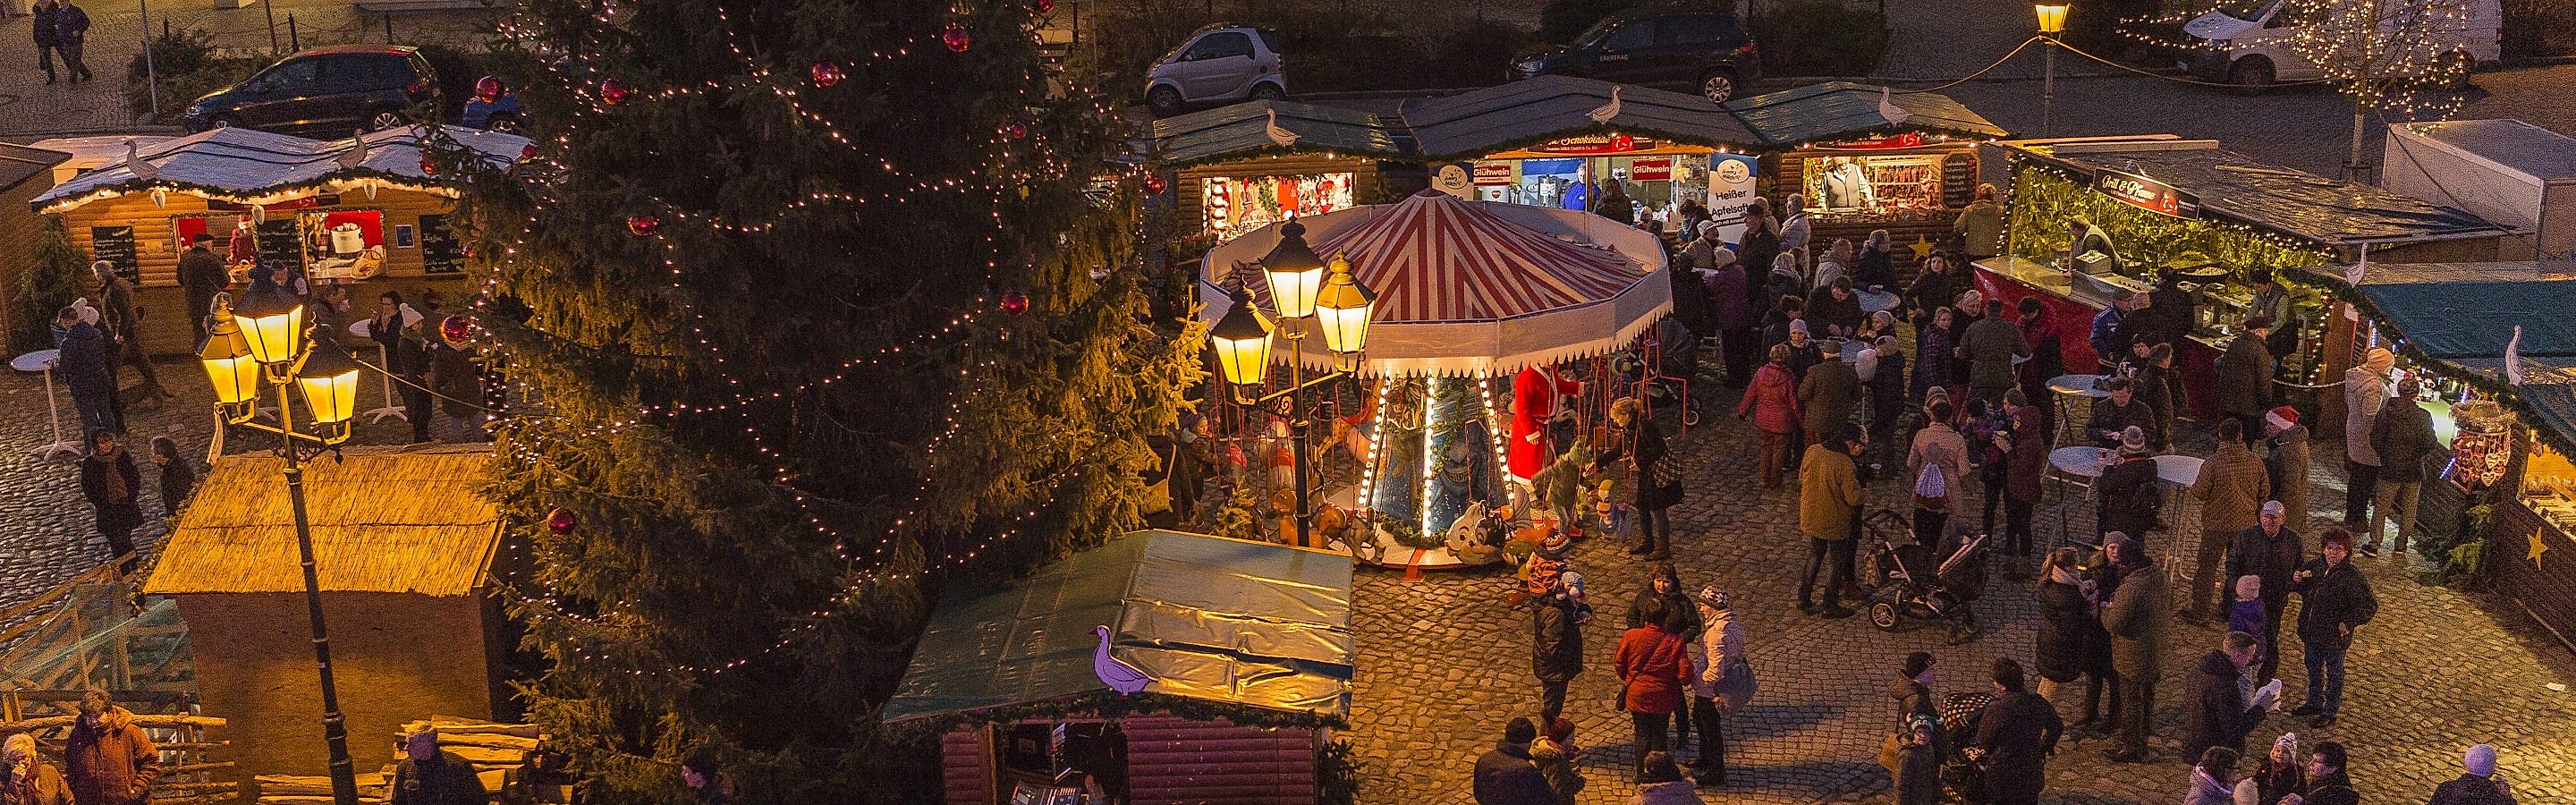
[254,717,544,804]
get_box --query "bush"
[1750,0,1886,77]
[123,29,261,123]
[12,218,91,352]
[2503,0,2576,59]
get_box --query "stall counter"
[1973,256,2226,418]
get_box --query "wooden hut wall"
[939,727,996,805]
[1124,716,1317,804]
[2495,473,2576,653]
[1174,156,1380,235]
[1762,143,1980,284]
[179,591,496,801]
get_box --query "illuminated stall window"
[1203,173,1355,239]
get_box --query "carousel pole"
[1287,326,1314,548]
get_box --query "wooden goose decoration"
[1877,87,1911,126]
[123,139,158,182]
[1587,85,1623,124]
[1090,625,1153,695]
[335,130,370,171]
[1266,108,1299,148]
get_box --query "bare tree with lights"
[2274,0,2481,177]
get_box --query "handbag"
[1878,732,1905,776]
[1140,445,1176,515]
[1715,657,1757,713]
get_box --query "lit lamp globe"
[197,315,260,407]
[1208,289,1275,390]
[1311,254,1377,356]
[230,288,308,367]
[2035,3,2069,35]
[1259,220,1327,319]
[292,340,364,432]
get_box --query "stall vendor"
[1511,365,1582,482]
[2066,218,2122,274]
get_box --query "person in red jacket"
[1510,365,1582,482]
[64,691,155,805]
[1615,606,1692,780]
[1737,343,1803,488]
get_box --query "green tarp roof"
[2343,261,2576,454]
[883,530,1354,726]
[2018,146,2505,247]
[1724,80,2008,146]
[1149,100,1410,167]
[1398,75,1761,159]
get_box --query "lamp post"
[199,291,363,805]
[1208,221,1377,547]
[2035,3,2069,136]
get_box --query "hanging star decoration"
[2531,526,2550,568]
[1909,235,1936,261]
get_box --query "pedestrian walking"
[1976,658,2063,805]
[2035,547,2118,731]
[1531,573,1587,727]
[1999,391,2046,565]
[1628,564,1702,751]
[2226,500,2303,681]
[2343,348,2394,526]
[2288,527,2375,728]
[1784,319,1824,385]
[148,436,194,520]
[2097,428,2163,539]
[2216,317,2275,443]
[78,430,141,572]
[1798,337,1859,446]
[2368,377,2438,558]
[2137,343,2184,449]
[2182,631,2277,764]
[0,732,71,805]
[2189,419,2270,622]
[1907,401,1966,545]
[53,0,88,82]
[1866,335,1907,447]
[1631,752,1702,805]
[54,306,117,436]
[369,292,436,444]
[2097,532,2166,763]
[1705,245,1756,387]
[1614,606,1691,777]
[63,691,156,805]
[1598,398,1674,559]
[1798,429,1864,617]
[1892,716,1943,805]
[2188,748,2243,805]
[1473,718,1557,805]
[1529,718,1584,805]
[1888,652,1943,760]
[1962,299,2031,405]
[1689,586,1749,787]
[2253,733,2306,805]
[1913,307,1957,406]
[2427,744,2514,805]
[90,262,166,401]
[1738,344,1801,488]
[2267,406,2312,533]
[32,0,62,84]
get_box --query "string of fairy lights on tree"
[2123,0,2479,120]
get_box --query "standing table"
[2046,446,2111,549]
[348,319,411,424]
[11,350,82,460]
[2047,374,2112,446]
[2153,454,2206,582]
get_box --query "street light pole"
[273,375,360,805]
[1284,327,1313,547]
[2035,4,2068,137]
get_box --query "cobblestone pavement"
[1347,398,2576,804]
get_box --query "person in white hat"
[2427,743,2512,804]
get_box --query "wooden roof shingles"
[1400,75,1761,159]
[1149,100,1408,167]
[144,446,503,597]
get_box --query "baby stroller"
[1937,691,1997,802]
[1859,510,1988,643]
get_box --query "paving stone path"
[1347,389,2576,804]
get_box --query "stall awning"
[2340,260,2576,453]
[144,446,501,597]
[1397,75,1760,160]
[2013,142,2506,247]
[33,125,530,213]
[1724,80,2007,146]
[883,530,1353,729]
[1149,100,1410,167]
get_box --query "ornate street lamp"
[1208,230,1377,547]
[2036,4,2070,135]
[198,292,362,805]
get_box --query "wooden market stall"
[0,143,69,342]
[142,445,517,802]
[1148,100,1411,244]
[1403,76,1762,233]
[885,530,1353,805]
[1725,80,2010,274]
[30,126,528,357]
[1979,137,2507,420]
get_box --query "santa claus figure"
[1509,364,1581,481]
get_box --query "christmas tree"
[451,1,1200,801]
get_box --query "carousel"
[1198,189,1672,571]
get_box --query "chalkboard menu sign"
[256,220,302,271]
[89,226,139,284]
[419,215,462,275]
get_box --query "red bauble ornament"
[547,507,577,534]
[418,156,438,175]
[626,213,661,237]
[1141,172,1167,195]
[941,21,971,53]
[600,79,632,106]
[474,75,504,103]
[519,143,538,161]
[810,62,845,88]
[1035,0,1055,13]
[1005,123,1028,139]
[1000,290,1030,317]
[440,315,472,347]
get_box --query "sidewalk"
[0,0,497,138]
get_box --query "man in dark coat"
[76,430,141,572]
[1531,574,1584,727]
[91,262,165,400]
[32,0,61,84]
[176,234,227,346]
[1809,278,1864,337]
[2143,270,2195,351]
[1471,718,1556,805]
[63,691,157,805]
[1797,339,1859,446]
[2085,378,2156,448]
[2224,501,2302,681]
[1975,658,2063,805]
[2427,744,2515,805]
[2289,529,2376,728]
[2215,317,2275,444]
[53,0,88,82]
[390,730,487,805]
[2096,431,2161,541]
[2182,631,2273,765]
[2097,533,2165,763]
[55,307,116,436]
[2367,377,2440,557]
[2304,741,2359,805]
[1960,298,2030,404]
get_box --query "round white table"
[2046,374,2114,445]
[2153,454,2205,487]
[2048,445,2112,479]
[1859,289,1900,315]
[10,349,80,460]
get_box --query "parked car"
[185,46,438,136]
[462,75,523,133]
[1512,10,1760,103]
[2180,0,2500,89]
[1146,25,1287,118]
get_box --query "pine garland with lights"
[451,1,1200,802]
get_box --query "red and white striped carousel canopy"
[1200,190,1671,378]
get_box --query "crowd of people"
[1468,185,2523,805]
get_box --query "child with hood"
[2253,733,2307,805]
[1530,438,1592,538]
[1529,717,1585,805]
[1893,716,1943,805]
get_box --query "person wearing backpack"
[1908,400,1968,546]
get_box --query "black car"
[186,46,438,136]
[1511,11,1760,103]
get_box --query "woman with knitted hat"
[2252,732,2307,805]
[2343,348,2395,525]
[1688,586,1750,787]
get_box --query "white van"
[2179,0,2502,88]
